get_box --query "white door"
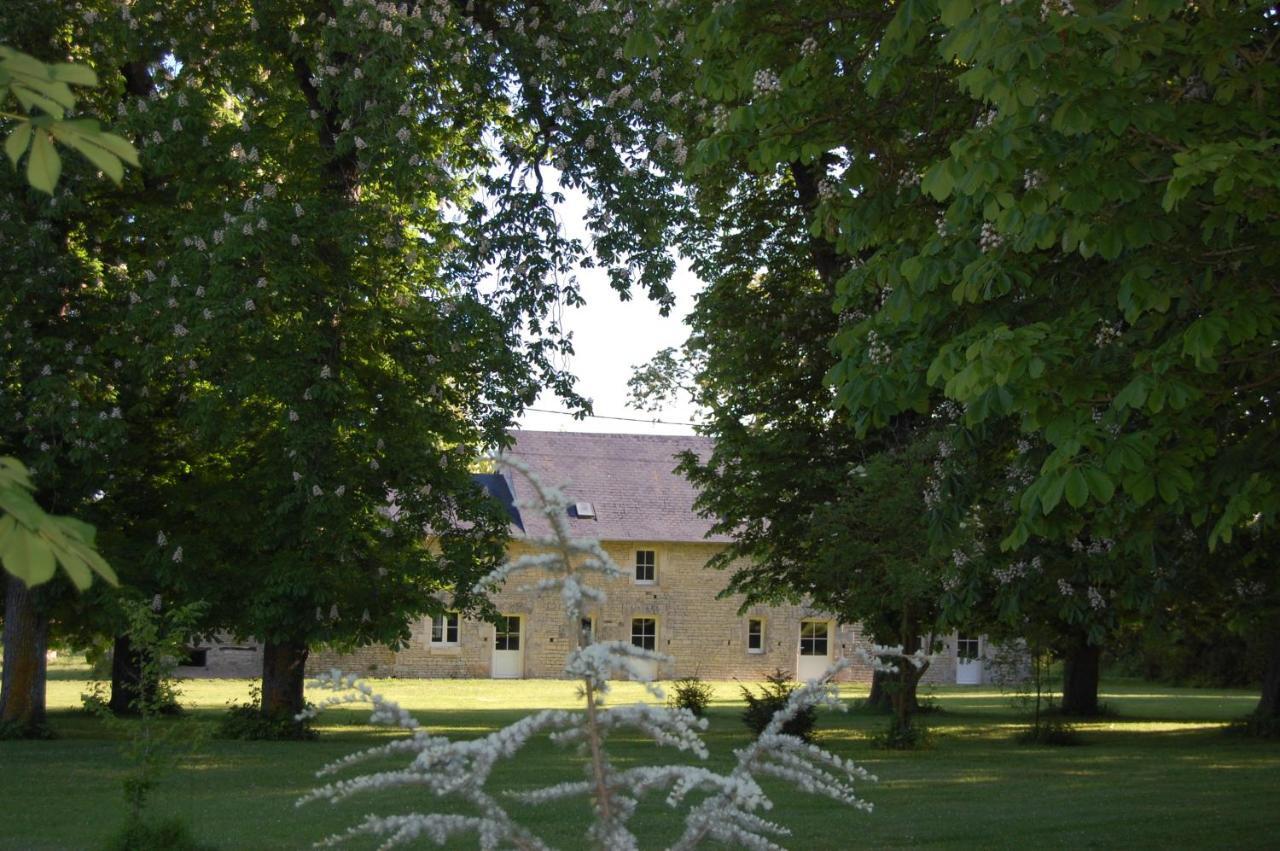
[955,635,982,685]
[492,615,524,679]
[796,620,832,682]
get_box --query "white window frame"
[798,619,830,657]
[494,615,521,652]
[634,549,657,585]
[430,611,460,646]
[747,618,765,654]
[630,616,658,651]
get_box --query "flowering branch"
[297,453,906,849]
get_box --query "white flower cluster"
[864,329,890,366]
[752,68,782,95]
[978,222,1004,253]
[992,561,1026,584]
[1023,169,1045,191]
[800,37,819,57]
[297,455,906,849]
[1087,586,1106,610]
[1234,578,1266,598]
[1093,321,1123,347]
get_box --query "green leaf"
[1041,473,1066,514]
[87,130,140,167]
[25,533,57,585]
[26,130,60,194]
[1028,357,1045,379]
[51,121,124,183]
[1064,467,1088,508]
[49,62,97,87]
[1126,472,1156,505]
[921,161,954,201]
[1083,468,1115,504]
[5,121,31,167]
[0,524,37,585]
[939,0,975,26]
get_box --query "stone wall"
[309,540,967,684]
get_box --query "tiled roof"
[497,430,730,544]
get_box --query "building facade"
[303,431,986,685]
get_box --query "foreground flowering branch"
[297,454,922,849]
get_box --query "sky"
[513,181,702,437]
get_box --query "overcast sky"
[514,179,702,437]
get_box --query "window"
[631,617,657,651]
[634,549,656,584]
[495,616,520,651]
[580,617,595,645]
[747,618,764,654]
[430,612,460,645]
[799,620,829,657]
[957,635,980,661]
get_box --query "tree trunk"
[1061,639,1101,716]
[1254,623,1280,721]
[0,575,49,730]
[891,650,929,727]
[108,634,146,715]
[261,640,309,719]
[866,669,894,712]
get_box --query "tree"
[823,1,1279,720]
[629,177,945,726]
[46,0,681,724]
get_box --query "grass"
[2,659,1277,849]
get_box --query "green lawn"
[2,661,1277,849]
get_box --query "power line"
[524,406,697,428]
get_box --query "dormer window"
[634,549,656,584]
[572,501,596,519]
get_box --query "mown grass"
[1,660,1277,850]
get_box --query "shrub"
[216,687,317,741]
[873,715,933,750]
[740,669,818,742]
[668,676,714,717]
[101,817,217,851]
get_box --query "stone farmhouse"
[300,431,990,685]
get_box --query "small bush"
[1016,716,1081,746]
[668,676,714,717]
[740,669,817,742]
[872,716,933,750]
[216,687,317,741]
[102,817,217,851]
